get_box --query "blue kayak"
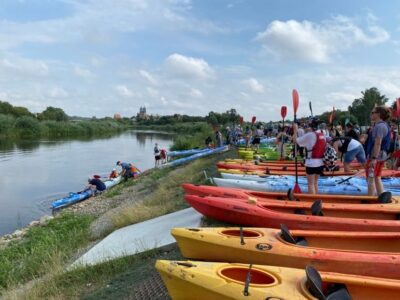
[212,177,400,196]
[168,148,212,157]
[52,176,122,209]
[160,146,228,168]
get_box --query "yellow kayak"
[156,260,400,300]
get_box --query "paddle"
[292,89,302,193]
[336,169,364,184]
[328,106,335,124]
[309,101,313,117]
[240,116,244,126]
[280,106,287,161]
[251,116,256,127]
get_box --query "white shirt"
[347,139,362,152]
[296,132,324,167]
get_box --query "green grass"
[0,213,93,292]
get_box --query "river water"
[0,130,174,236]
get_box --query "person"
[87,175,106,194]
[116,160,140,181]
[276,126,288,159]
[295,122,305,158]
[345,122,359,140]
[154,143,161,167]
[332,136,366,172]
[252,125,263,150]
[366,106,391,196]
[160,148,168,164]
[215,130,223,147]
[293,118,326,194]
[205,136,212,148]
[109,168,119,179]
[244,126,252,148]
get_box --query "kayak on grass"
[172,226,400,279]
[181,183,395,204]
[167,148,212,157]
[156,260,400,300]
[185,194,400,232]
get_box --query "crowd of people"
[235,106,397,196]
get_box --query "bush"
[14,116,42,137]
[0,114,15,136]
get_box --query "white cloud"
[189,88,203,98]
[256,16,390,63]
[140,70,158,85]
[115,85,134,97]
[242,78,264,93]
[74,66,95,79]
[0,55,49,76]
[165,53,214,79]
[160,96,168,105]
[48,87,68,98]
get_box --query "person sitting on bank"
[87,175,106,194]
[109,168,119,179]
[205,136,213,148]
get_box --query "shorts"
[365,159,385,177]
[155,155,161,160]
[252,137,261,145]
[305,166,324,175]
[344,145,366,164]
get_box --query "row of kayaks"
[156,181,400,299]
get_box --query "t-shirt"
[120,162,131,170]
[297,128,305,138]
[296,132,324,167]
[346,139,362,152]
[154,146,160,156]
[89,178,106,191]
[371,122,389,160]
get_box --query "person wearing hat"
[293,118,326,194]
[108,168,119,179]
[87,175,106,193]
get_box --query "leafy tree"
[12,106,34,118]
[348,87,388,126]
[0,101,13,115]
[38,106,69,122]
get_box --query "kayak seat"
[306,266,351,300]
[378,191,392,204]
[280,224,308,246]
[294,209,306,215]
[311,200,324,216]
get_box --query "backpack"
[323,144,337,170]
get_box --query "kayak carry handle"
[243,264,253,296]
[240,227,245,245]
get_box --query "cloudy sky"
[0,0,399,121]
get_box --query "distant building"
[114,113,121,120]
[137,106,149,120]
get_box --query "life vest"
[130,165,138,173]
[309,132,326,159]
[366,121,391,156]
[109,171,118,178]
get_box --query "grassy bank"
[0,115,130,139]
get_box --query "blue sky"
[0,0,399,121]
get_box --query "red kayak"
[182,183,391,204]
[185,194,400,232]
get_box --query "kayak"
[172,227,400,279]
[218,167,400,178]
[212,177,371,195]
[51,176,122,209]
[223,159,362,169]
[168,148,211,157]
[185,194,400,231]
[220,173,400,189]
[156,260,400,300]
[181,183,393,204]
[217,162,361,172]
[160,146,228,168]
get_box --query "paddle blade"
[309,101,313,116]
[329,106,335,124]
[292,89,299,114]
[281,106,287,119]
[293,183,302,193]
[251,116,256,125]
[240,116,244,125]
[397,98,400,117]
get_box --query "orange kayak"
[172,226,400,279]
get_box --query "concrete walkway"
[72,208,202,267]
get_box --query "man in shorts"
[366,106,391,196]
[154,143,161,167]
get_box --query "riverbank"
[0,146,237,299]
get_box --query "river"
[0,130,174,236]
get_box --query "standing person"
[160,148,168,164]
[154,143,161,167]
[276,126,288,159]
[244,126,252,148]
[252,125,263,150]
[366,106,391,196]
[295,122,305,158]
[293,119,326,194]
[215,130,223,147]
